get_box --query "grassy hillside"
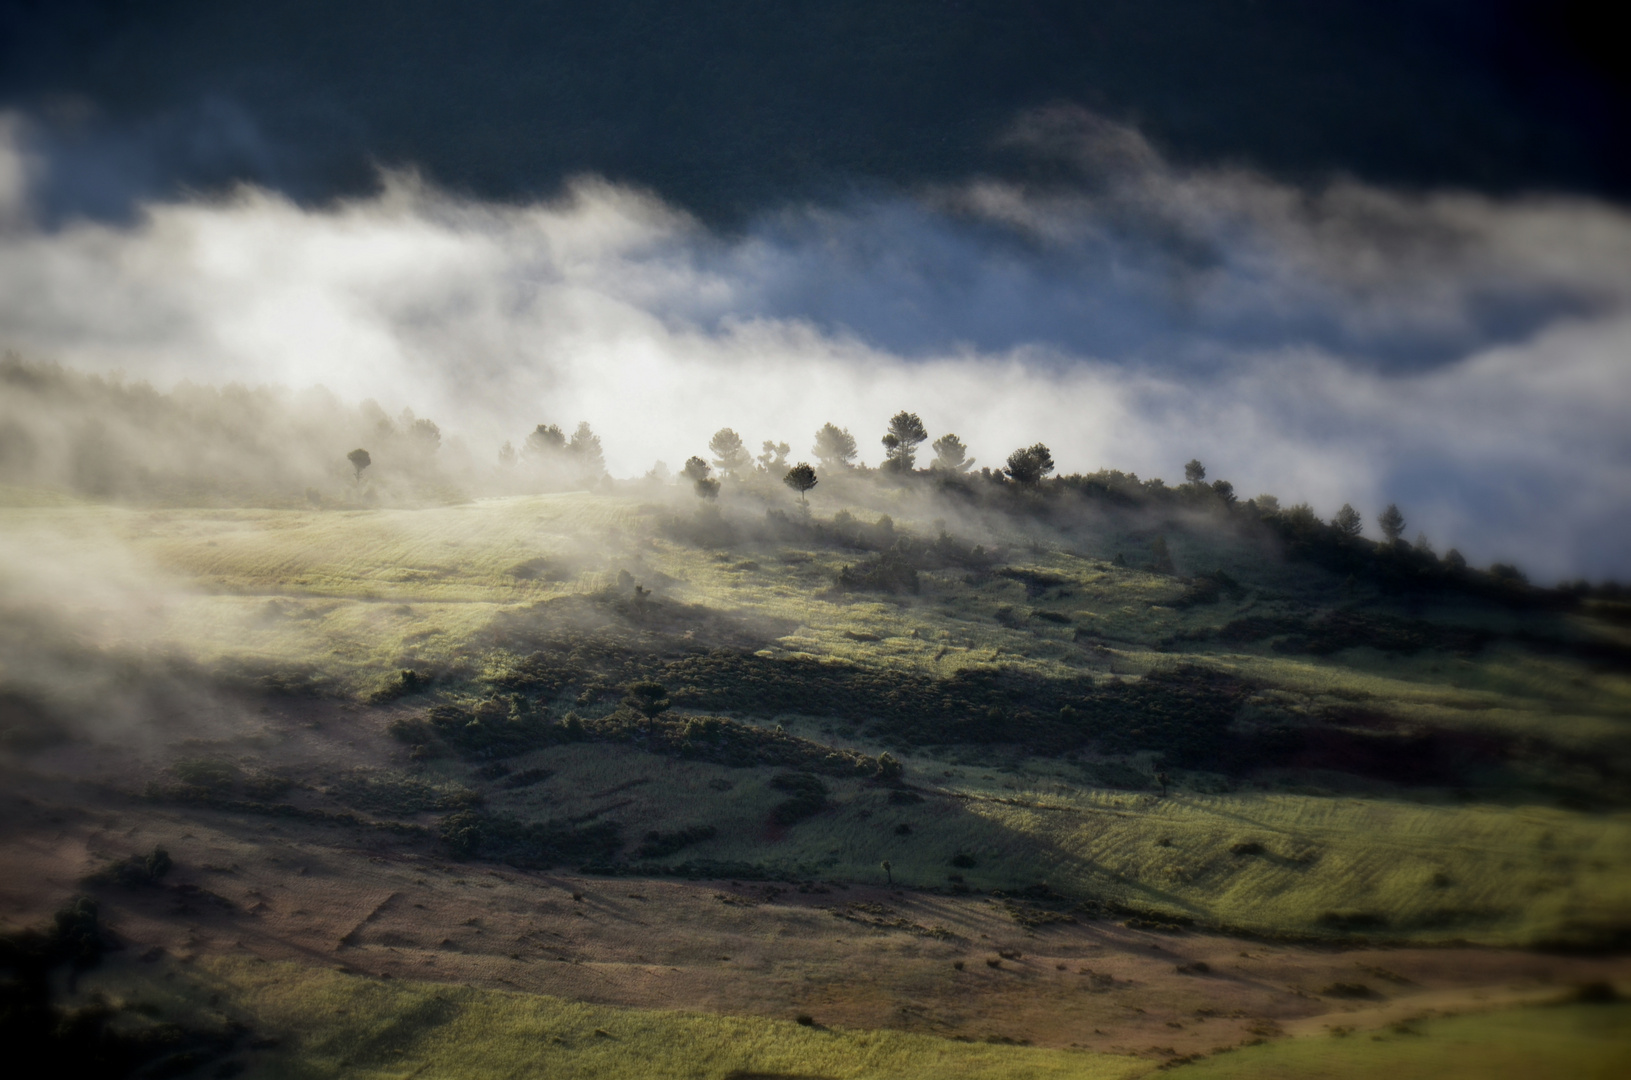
[9,487,1627,947]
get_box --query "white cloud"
[1,109,1629,580]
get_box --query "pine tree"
[812,423,858,469]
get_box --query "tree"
[783,462,818,506]
[497,440,516,467]
[757,440,791,474]
[346,448,371,484]
[623,680,670,736]
[708,428,752,478]
[1378,503,1406,544]
[683,456,719,500]
[1333,503,1364,538]
[1210,479,1237,505]
[524,423,566,457]
[812,423,858,469]
[1150,535,1174,573]
[1184,459,1207,484]
[880,411,928,472]
[1004,443,1055,485]
[568,422,605,482]
[409,417,441,452]
[931,433,973,472]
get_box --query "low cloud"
[1,109,1628,580]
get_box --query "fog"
[2,109,1629,580]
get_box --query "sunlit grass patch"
[119,957,1152,1079]
[1162,1001,1631,1079]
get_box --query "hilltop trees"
[346,448,371,484]
[1004,443,1055,485]
[568,423,604,477]
[813,423,858,470]
[931,433,973,472]
[1333,503,1364,538]
[1185,459,1207,484]
[783,462,818,506]
[880,411,928,472]
[757,440,791,474]
[1379,503,1406,544]
[524,423,566,458]
[683,456,719,500]
[708,428,752,479]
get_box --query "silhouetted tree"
[813,423,858,470]
[1211,479,1237,505]
[880,411,928,472]
[1333,503,1363,538]
[1444,548,1467,572]
[1254,494,1281,514]
[1378,503,1406,544]
[708,428,752,478]
[346,448,371,484]
[1004,443,1055,485]
[497,440,516,467]
[757,440,791,474]
[623,680,670,736]
[783,462,818,506]
[1184,459,1207,484]
[931,433,973,472]
[683,456,719,500]
[881,859,893,885]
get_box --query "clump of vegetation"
[327,769,482,816]
[390,698,559,758]
[439,810,623,868]
[635,824,718,859]
[0,898,245,1078]
[768,772,829,826]
[501,767,553,789]
[836,549,921,594]
[86,846,172,888]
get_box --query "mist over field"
[2,107,1630,579]
[3,8,1631,1079]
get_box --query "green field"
[5,483,1631,1077]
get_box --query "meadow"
[3,481,1629,1076]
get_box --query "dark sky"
[3,0,1627,223]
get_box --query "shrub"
[439,810,622,868]
[768,773,828,825]
[635,825,718,859]
[836,550,920,593]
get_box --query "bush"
[837,550,921,594]
[769,773,828,825]
[439,810,622,868]
[636,825,718,859]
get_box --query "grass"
[419,739,1631,945]
[101,956,1151,1079]
[8,491,1631,944]
[1162,1001,1631,1079]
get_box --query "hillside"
[2,476,1629,1077]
